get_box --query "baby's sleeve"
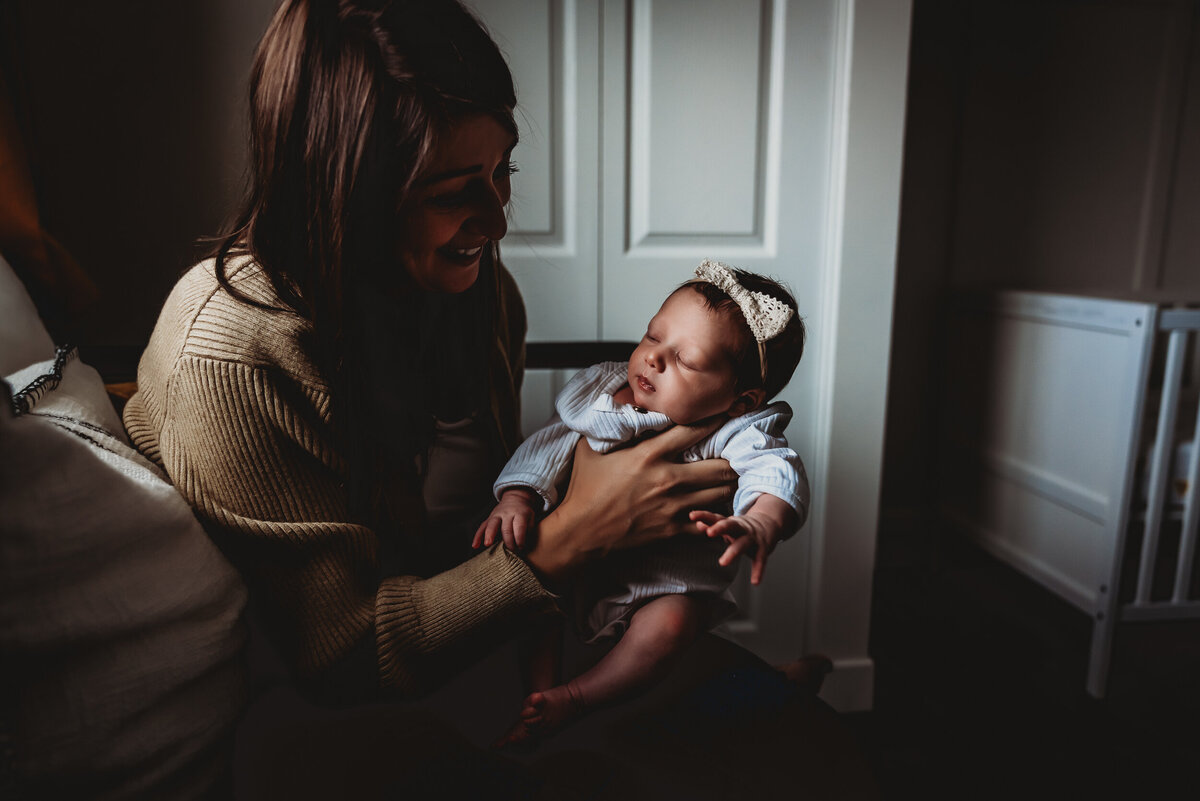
[493,413,580,511]
[721,403,810,530]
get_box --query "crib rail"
[939,290,1200,698]
[1129,308,1200,612]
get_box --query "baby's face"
[626,289,743,423]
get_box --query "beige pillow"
[2,346,248,797]
[0,251,54,375]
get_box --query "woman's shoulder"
[149,256,325,391]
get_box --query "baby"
[473,259,809,747]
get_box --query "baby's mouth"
[636,375,655,394]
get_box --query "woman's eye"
[494,161,519,180]
[428,191,468,209]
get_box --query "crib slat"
[1173,388,1200,603]
[1137,329,1188,605]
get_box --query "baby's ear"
[726,388,766,418]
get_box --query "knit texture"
[124,256,556,694]
[496,361,810,521]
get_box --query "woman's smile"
[438,242,486,266]
[400,114,517,293]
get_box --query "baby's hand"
[473,488,539,551]
[689,494,795,585]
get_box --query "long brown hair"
[214,0,519,535]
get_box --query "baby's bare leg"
[570,593,704,707]
[501,594,705,746]
[522,620,563,695]
[493,621,563,750]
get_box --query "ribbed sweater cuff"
[375,544,556,692]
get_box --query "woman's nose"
[470,187,509,241]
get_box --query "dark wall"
[882,0,1200,521]
[2,0,275,361]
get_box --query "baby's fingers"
[751,549,770,585]
[501,517,518,550]
[689,510,725,528]
[512,514,529,549]
[718,536,754,567]
[472,518,495,549]
[700,516,745,540]
[485,517,505,548]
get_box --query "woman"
[124,0,733,704]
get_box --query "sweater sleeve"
[492,412,580,510]
[123,265,558,696]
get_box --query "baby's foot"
[491,719,537,752]
[493,681,587,750]
[777,654,833,694]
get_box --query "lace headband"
[693,259,793,343]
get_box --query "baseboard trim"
[818,656,875,712]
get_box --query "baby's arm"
[473,488,540,550]
[689,495,797,585]
[475,412,581,552]
[692,402,809,584]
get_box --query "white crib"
[938,290,1200,697]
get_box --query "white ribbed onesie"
[494,361,809,642]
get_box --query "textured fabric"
[123,256,557,694]
[1,353,246,800]
[496,361,810,518]
[493,361,810,641]
[0,252,54,375]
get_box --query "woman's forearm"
[523,502,588,583]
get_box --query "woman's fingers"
[668,455,738,490]
[640,417,726,458]
[676,484,735,516]
[531,426,741,576]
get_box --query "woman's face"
[399,114,518,294]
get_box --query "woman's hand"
[524,421,737,582]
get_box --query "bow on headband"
[693,259,793,342]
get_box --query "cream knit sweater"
[123,257,557,694]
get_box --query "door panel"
[471,0,603,342]
[470,0,837,666]
[629,0,765,242]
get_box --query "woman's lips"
[438,244,485,266]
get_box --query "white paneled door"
[469,0,911,711]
